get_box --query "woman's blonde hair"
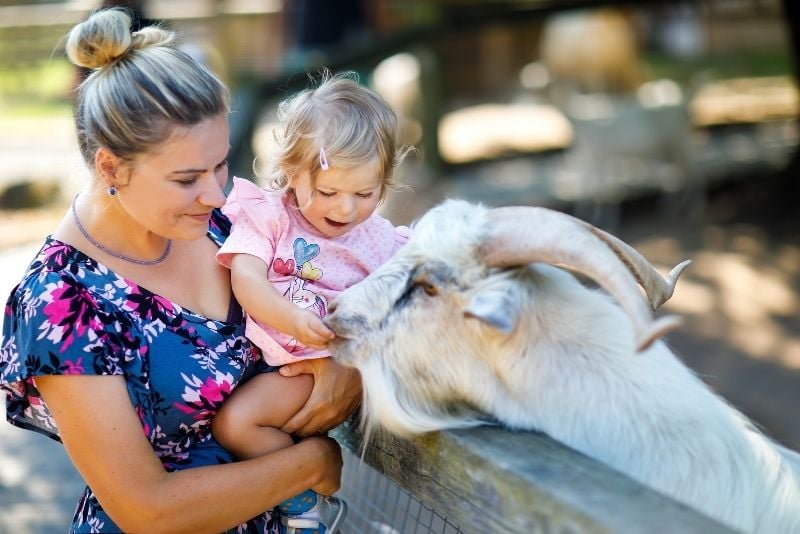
[261,71,411,201]
[66,8,230,166]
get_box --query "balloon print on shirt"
[272,237,328,351]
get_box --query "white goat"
[326,200,800,533]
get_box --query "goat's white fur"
[326,200,800,533]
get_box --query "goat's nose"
[323,313,341,333]
[323,312,367,338]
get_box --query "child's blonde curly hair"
[259,71,412,202]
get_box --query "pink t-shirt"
[217,177,410,365]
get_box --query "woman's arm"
[279,357,363,437]
[37,374,342,534]
[230,254,333,349]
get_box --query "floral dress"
[0,210,278,533]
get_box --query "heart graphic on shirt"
[300,261,323,281]
[293,238,320,267]
[272,258,296,275]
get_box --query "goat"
[325,200,800,533]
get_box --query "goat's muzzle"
[324,312,368,366]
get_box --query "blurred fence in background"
[1,0,797,217]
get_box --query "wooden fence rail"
[333,417,735,533]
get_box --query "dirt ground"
[615,168,800,450]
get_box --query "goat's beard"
[357,355,488,438]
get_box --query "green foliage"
[645,50,793,86]
[0,58,74,114]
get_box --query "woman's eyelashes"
[174,160,228,186]
[176,176,200,186]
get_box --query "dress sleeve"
[217,177,286,268]
[1,270,142,440]
[393,225,412,253]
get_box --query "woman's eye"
[176,177,199,186]
[216,159,229,170]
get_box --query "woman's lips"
[188,212,212,222]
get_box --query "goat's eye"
[418,281,438,297]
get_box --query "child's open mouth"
[325,218,348,228]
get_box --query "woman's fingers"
[279,359,362,437]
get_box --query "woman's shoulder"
[2,239,142,379]
[11,238,95,293]
[6,238,129,324]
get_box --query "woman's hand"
[304,435,344,496]
[279,357,362,437]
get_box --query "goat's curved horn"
[480,206,688,351]
[581,226,691,310]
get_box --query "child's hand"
[290,309,335,350]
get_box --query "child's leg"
[212,371,313,459]
[213,371,347,532]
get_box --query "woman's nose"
[200,179,227,208]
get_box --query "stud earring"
[108,185,118,196]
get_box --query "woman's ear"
[94,147,124,187]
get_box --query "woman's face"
[292,157,383,238]
[114,114,230,241]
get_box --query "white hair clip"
[319,147,329,171]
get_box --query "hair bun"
[66,9,133,69]
[130,26,175,50]
[66,8,173,70]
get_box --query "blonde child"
[213,73,411,533]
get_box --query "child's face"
[292,157,383,238]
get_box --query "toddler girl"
[213,72,411,533]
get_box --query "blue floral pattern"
[0,210,278,533]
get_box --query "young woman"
[0,8,360,533]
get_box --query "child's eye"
[356,192,374,199]
[317,190,335,197]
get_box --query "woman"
[0,8,360,533]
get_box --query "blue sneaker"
[279,495,347,534]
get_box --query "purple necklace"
[71,195,172,266]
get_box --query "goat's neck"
[488,305,800,533]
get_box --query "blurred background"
[0,0,798,532]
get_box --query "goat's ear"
[464,287,519,334]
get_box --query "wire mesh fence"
[336,448,464,534]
